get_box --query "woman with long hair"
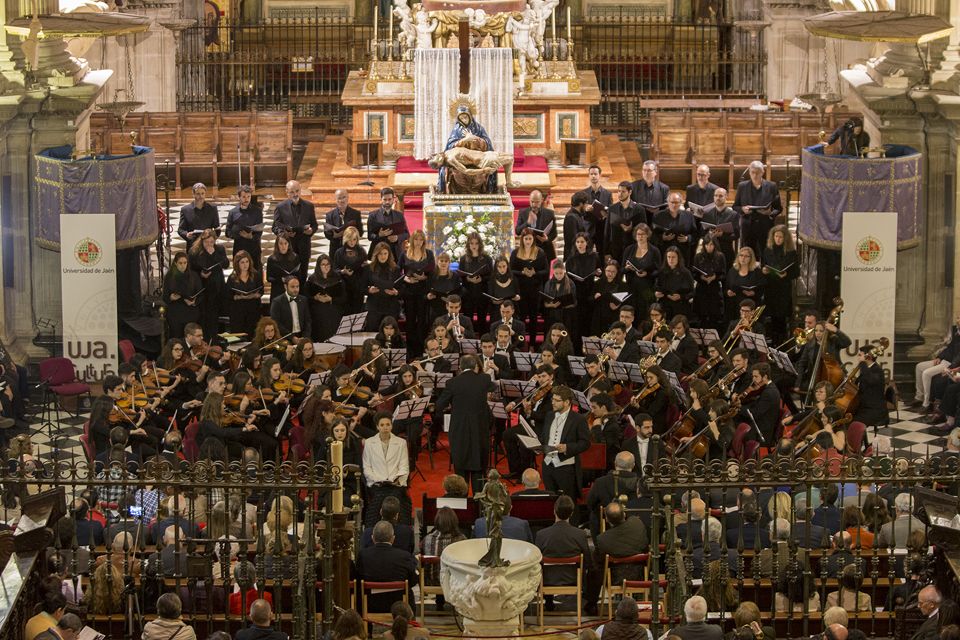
[399,229,435,357]
[226,250,263,338]
[692,235,727,331]
[622,223,661,310]
[421,505,467,611]
[762,224,799,346]
[370,364,422,468]
[628,366,673,435]
[458,232,494,334]
[488,255,519,308]
[428,253,461,324]
[724,247,764,324]
[285,338,318,380]
[197,392,246,459]
[266,235,300,301]
[655,246,695,320]
[188,228,230,339]
[356,338,387,390]
[307,253,345,342]
[364,241,402,332]
[592,259,627,336]
[251,317,291,365]
[162,251,202,340]
[332,608,366,640]
[541,262,577,335]
[542,323,574,383]
[376,316,405,351]
[383,601,430,640]
[510,228,549,338]
[564,232,601,351]
[86,561,124,614]
[333,225,368,314]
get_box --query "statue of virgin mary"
[440,95,497,193]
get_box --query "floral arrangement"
[441,212,503,258]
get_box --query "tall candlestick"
[567,7,572,43]
[552,8,557,42]
[373,7,379,60]
[331,440,343,513]
[389,7,394,41]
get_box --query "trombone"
[722,304,765,351]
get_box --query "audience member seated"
[791,495,831,549]
[536,495,592,610]
[94,426,138,473]
[383,601,430,640]
[583,501,649,616]
[332,609,366,640]
[774,558,820,613]
[824,532,857,578]
[86,560,125,614]
[812,484,843,534]
[142,593,197,640]
[879,493,925,548]
[758,518,807,577]
[667,595,723,640]
[25,590,67,640]
[48,516,91,575]
[93,531,142,579]
[261,495,298,544]
[473,495,533,542]
[598,597,648,640]
[691,517,737,579]
[361,495,415,553]
[356,520,418,613]
[235,598,288,640]
[422,507,465,611]
[586,452,639,537]
[72,498,104,547]
[34,613,82,640]
[146,525,188,576]
[148,495,202,544]
[698,560,739,613]
[826,563,873,613]
[911,585,944,640]
[230,561,274,615]
[45,553,82,606]
[727,602,775,640]
[513,468,556,497]
[841,504,874,549]
[676,498,706,549]
[441,474,469,498]
[726,493,768,549]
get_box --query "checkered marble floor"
[874,405,948,458]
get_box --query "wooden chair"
[650,112,689,136]
[218,125,254,187]
[146,112,180,128]
[621,578,668,608]
[690,112,724,129]
[726,112,761,130]
[651,129,694,185]
[417,554,445,621]
[141,127,180,188]
[180,126,219,188]
[729,130,765,179]
[602,553,649,618]
[360,579,408,626]
[765,129,803,180]
[251,115,293,188]
[692,129,730,188]
[762,112,796,129]
[538,554,583,629]
[420,494,479,538]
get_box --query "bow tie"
[288,296,297,303]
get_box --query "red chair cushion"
[52,382,90,396]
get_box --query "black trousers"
[501,425,534,474]
[543,462,579,503]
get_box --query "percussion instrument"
[329,332,377,366]
[313,342,346,370]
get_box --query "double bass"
[831,337,890,414]
[804,297,845,404]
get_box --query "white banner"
[840,212,897,379]
[61,214,118,382]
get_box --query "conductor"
[435,354,496,493]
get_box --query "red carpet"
[395,147,547,174]
[408,434,514,509]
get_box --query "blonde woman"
[86,561,125,614]
[333,225,368,314]
[724,246,763,323]
[762,224,799,345]
[399,230,436,357]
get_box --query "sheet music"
[567,355,587,376]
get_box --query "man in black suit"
[912,586,943,640]
[670,315,700,376]
[503,365,557,477]
[435,354,496,493]
[479,334,514,380]
[360,495,415,553]
[603,321,640,365]
[583,501,649,615]
[791,495,831,549]
[415,338,452,374]
[604,181,644,262]
[652,331,683,374]
[225,184,263,268]
[323,188,363,256]
[563,191,593,258]
[675,498,706,550]
[667,595,724,640]
[436,294,476,340]
[619,306,640,343]
[269,276,311,338]
[621,413,664,479]
[367,187,410,259]
[700,188,739,269]
[515,189,557,261]
[631,160,671,213]
[811,483,843,534]
[145,525,189,576]
[272,180,318,281]
[539,385,591,502]
[579,164,613,255]
[737,362,781,445]
[236,599,289,640]
[536,495,592,608]
[586,451,640,536]
[177,182,220,244]
[356,520,418,613]
[490,300,527,350]
[685,164,719,207]
[733,161,783,257]
[725,493,769,549]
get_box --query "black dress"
[592,275,628,336]
[724,267,765,323]
[509,250,549,336]
[162,270,202,341]
[655,265,695,320]
[458,254,494,332]
[761,245,799,345]
[188,245,229,339]
[565,251,601,351]
[428,272,461,324]
[622,243,661,311]
[266,251,301,301]
[487,273,518,306]
[306,272,346,342]
[225,271,264,338]
[364,265,402,331]
[541,277,577,336]
[692,250,727,330]
[399,250,435,357]
[332,244,368,314]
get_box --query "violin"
[191,341,225,363]
[108,404,139,425]
[259,332,295,355]
[221,410,248,427]
[247,385,278,406]
[530,381,553,405]
[116,391,150,411]
[733,380,764,407]
[683,355,723,383]
[630,382,660,406]
[339,383,374,403]
[273,373,306,395]
[372,383,423,407]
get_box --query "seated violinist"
[331,365,373,437]
[579,354,614,398]
[286,338,324,382]
[735,362,781,445]
[197,392,276,461]
[697,399,736,461]
[252,317,295,365]
[184,323,232,377]
[502,364,557,478]
[626,366,672,435]
[256,357,294,423]
[89,375,162,460]
[588,392,622,469]
[269,276,312,339]
[369,365,423,468]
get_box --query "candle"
[389,6,394,41]
[567,6,572,42]
[331,440,343,513]
[374,6,378,40]
[552,8,557,42]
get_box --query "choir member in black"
[436,294,475,341]
[541,262,577,333]
[487,256,520,309]
[724,299,765,352]
[592,261,628,337]
[543,324,575,384]
[370,364,423,468]
[323,188,363,256]
[178,182,220,244]
[669,315,700,376]
[503,364,556,476]
[628,366,672,435]
[605,181,644,263]
[375,316,406,351]
[724,247,764,323]
[251,317,293,365]
[602,321,640,365]
[163,251,202,342]
[226,250,263,338]
[736,362,781,445]
[652,193,699,266]
[458,232,494,333]
[685,164,719,208]
[307,254,346,342]
[367,187,409,260]
[827,117,870,157]
[852,344,888,432]
[510,229,549,338]
[188,229,229,339]
[761,224,800,346]
[428,253,461,324]
[622,223,661,310]
[579,164,613,255]
[588,392,622,469]
[655,247,695,320]
[691,236,727,331]
[565,232,601,349]
[399,229,435,356]
[700,188,739,270]
[272,180,318,281]
[490,300,526,351]
[364,241,402,332]
[795,321,851,392]
[733,161,783,258]
[563,191,593,258]
[639,303,666,341]
[631,160,671,215]
[515,189,557,261]
[333,226,368,314]
[266,235,300,301]
[225,185,263,269]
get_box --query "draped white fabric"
[469,48,515,153]
[414,48,460,160]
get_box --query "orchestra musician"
[436,294,476,342]
[639,303,666,342]
[177,183,220,244]
[272,180,318,281]
[619,306,640,345]
[603,321,640,365]
[669,315,700,376]
[651,330,682,375]
[735,362,781,445]
[490,300,526,351]
[492,326,517,360]
[502,364,557,477]
[627,366,672,435]
[323,188,363,256]
[795,320,851,391]
[621,413,664,478]
[225,185,263,269]
[588,392,622,469]
[516,189,558,261]
[375,316,406,350]
[479,334,514,381]
[724,300,765,351]
[578,354,614,399]
[852,344,888,433]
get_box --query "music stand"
[394,395,432,481]
[637,341,656,355]
[440,353,461,373]
[514,351,539,373]
[740,331,768,353]
[433,373,453,389]
[336,312,368,361]
[488,401,509,420]
[384,348,408,369]
[379,374,397,391]
[768,348,797,376]
[459,339,480,355]
[573,389,591,411]
[307,372,331,388]
[664,370,688,405]
[567,356,586,376]
[499,379,534,400]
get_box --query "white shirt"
[288,295,301,334]
[545,409,574,468]
[636,436,650,473]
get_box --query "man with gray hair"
[142,593,197,640]
[514,468,555,497]
[323,188,362,256]
[585,451,639,536]
[912,585,943,640]
[791,494,831,549]
[692,516,737,579]
[356,520,418,613]
[630,160,670,214]
[668,595,723,640]
[733,159,782,256]
[758,517,804,578]
[35,612,83,640]
[879,492,926,548]
[272,179,318,280]
[177,182,220,243]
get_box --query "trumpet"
[451,314,464,341]
[776,326,814,351]
[504,320,525,343]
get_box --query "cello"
[831,337,890,414]
[804,297,845,404]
